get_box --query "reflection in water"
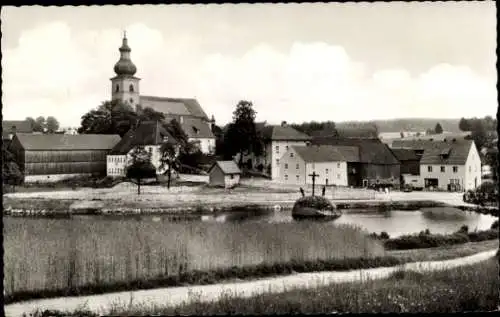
[74,207,497,238]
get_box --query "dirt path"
[4,250,496,317]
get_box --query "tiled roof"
[209,160,241,174]
[13,133,121,151]
[391,148,420,161]
[111,121,177,155]
[293,145,359,163]
[312,137,400,165]
[419,140,473,165]
[179,117,215,139]
[139,95,209,120]
[260,125,312,141]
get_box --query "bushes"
[384,227,499,250]
[293,196,335,211]
[491,220,498,229]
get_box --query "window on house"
[286,145,289,151]
[129,98,133,104]
[230,174,234,179]
[148,147,153,154]
[290,152,294,158]
[337,163,340,168]
[441,166,445,173]
[129,84,134,92]
[115,84,119,92]
[453,166,458,173]
[285,174,288,180]
[276,159,279,165]
[296,164,299,169]
[296,175,299,180]
[275,145,279,153]
[326,168,329,174]
[285,163,288,169]
[428,166,432,172]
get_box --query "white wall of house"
[278,147,306,184]
[402,174,424,188]
[420,164,466,191]
[464,142,482,190]
[270,140,309,180]
[106,145,168,177]
[305,161,348,186]
[189,137,215,155]
[224,174,240,188]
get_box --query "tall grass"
[4,217,384,297]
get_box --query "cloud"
[2,21,496,129]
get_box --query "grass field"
[26,257,499,315]
[4,217,383,300]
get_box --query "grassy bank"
[4,219,383,303]
[28,257,499,315]
[4,212,498,303]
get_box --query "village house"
[312,137,401,188]
[391,139,481,191]
[278,144,359,186]
[8,133,121,183]
[110,34,216,154]
[257,122,312,180]
[208,160,241,188]
[106,121,178,177]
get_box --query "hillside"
[336,118,461,133]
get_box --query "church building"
[110,33,216,155]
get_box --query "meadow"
[26,257,499,315]
[4,217,383,300]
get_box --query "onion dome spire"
[114,31,137,76]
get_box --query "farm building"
[208,161,241,188]
[8,133,121,182]
[311,137,401,188]
[107,121,178,177]
[278,144,359,186]
[391,148,422,188]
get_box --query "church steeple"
[114,31,137,76]
[111,32,141,108]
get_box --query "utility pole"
[309,171,319,196]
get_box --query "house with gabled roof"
[8,133,121,183]
[109,34,215,155]
[312,137,401,188]
[392,138,481,191]
[278,144,359,186]
[106,121,178,177]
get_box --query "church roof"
[139,96,209,120]
[114,35,137,76]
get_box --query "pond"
[65,207,498,238]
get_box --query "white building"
[110,34,216,155]
[106,121,179,177]
[416,140,481,191]
[278,145,358,186]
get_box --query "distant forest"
[336,118,462,133]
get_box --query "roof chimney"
[281,121,287,127]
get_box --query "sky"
[1,2,497,128]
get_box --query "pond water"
[68,207,498,238]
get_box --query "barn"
[8,133,121,182]
[208,161,241,188]
[312,137,401,188]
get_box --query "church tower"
[111,32,141,108]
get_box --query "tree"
[159,140,179,189]
[46,116,60,133]
[28,116,46,132]
[138,107,166,123]
[25,117,36,131]
[459,117,471,131]
[2,146,23,192]
[78,100,138,137]
[400,131,405,138]
[434,123,443,134]
[469,120,488,151]
[126,146,157,195]
[224,100,262,166]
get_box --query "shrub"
[293,196,335,211]
[491,220,498,230]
